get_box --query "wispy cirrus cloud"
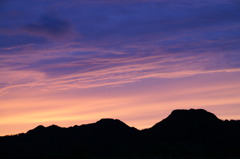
[1,45,240,93]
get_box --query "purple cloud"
[24,14,72,38]
[0,0,240,92]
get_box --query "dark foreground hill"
[0,109,240,159]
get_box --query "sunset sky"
[1,0,240,136]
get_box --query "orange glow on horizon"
[1,71,240,136]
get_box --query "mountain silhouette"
[27,124,61,134]
[142,109,226,145]
[153,109,221,127]
[1,109,239,159]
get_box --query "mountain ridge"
[1,108,240,159]
[1,108,239,137]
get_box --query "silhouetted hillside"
[142,109,225,143]
[1,109,240,159]
[153,109,221,127]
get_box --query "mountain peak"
[26,125,62,135]
[169,108,220,121]
[47,124,61,129]
[152,109,221,129]
[26,125,46,134]
[35,125,45,129]
[89,118,139,135]
[95,118,132,129]
[96,118,123,124]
